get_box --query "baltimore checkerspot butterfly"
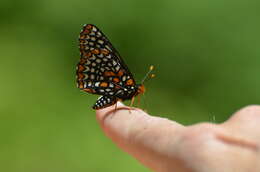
[76,24,154,110]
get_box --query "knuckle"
[176,123,225,163]
[240,105,260,112]
[234,105,260,119]
[179,123,218,148]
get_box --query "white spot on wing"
[105,45,112,51]
[98,40,104,44]
[96,59,101,63]
[115,65,120,71]
[92,27,97,32]
[98,54,104,58]
[85,66,90,71]
[112,60,117,66]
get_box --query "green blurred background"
[1,0,260,171]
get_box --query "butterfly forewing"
[76,24,138,109]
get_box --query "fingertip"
[95,101,151,138]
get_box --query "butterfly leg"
[138,94,141,107]
[126,97,136,114]
[130,96,135,107]
[114,100,118,112]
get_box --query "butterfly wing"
[76,24,136,97]
[92,95,117,110]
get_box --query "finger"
[96,102,187,172]
[221,105,260,142]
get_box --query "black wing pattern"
[76,24,138,109]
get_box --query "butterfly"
[76,24,153,110]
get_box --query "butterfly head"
[136,84,146,95]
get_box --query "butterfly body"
[76,24,145,109]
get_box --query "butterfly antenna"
[141,65,155,84]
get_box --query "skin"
[96,103,260,172]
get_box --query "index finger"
[96,102,185,171]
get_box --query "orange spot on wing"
[117,70,124,77]
[77,65,85,72]
[82,29,90,34]
[86,24,92,29]
[104,71,116,76]
[79,58,87,64]
[79,34,86,39]
[79,39,85,43]
[126,79,134,86]
[82,25,92,34]
[100,82,108,87]
[113,77,120,83]
[83,88,95,93]
[78,81,84,89]
[77,73,85,80]
[91,49,100,54]
[86,52,92,57]
[82,52,91,57]
[79,44,85,49]
[101,49,110,55]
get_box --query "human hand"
[96,103,260,172]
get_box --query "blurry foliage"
[1,0,260,171]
